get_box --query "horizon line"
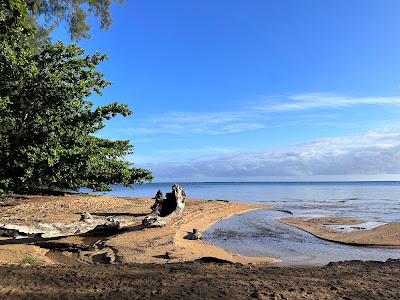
[143,180,400,184]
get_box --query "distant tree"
[26,0,124,41]
[0,0,152,194]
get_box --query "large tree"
[0,0,152,194]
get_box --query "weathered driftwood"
[142,184,186,227]
[150,190,164,215]
[0,212,136,239]
[0,184,187,239]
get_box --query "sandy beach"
[0,194,399,299]
[0,195,278,265]
[2,0,400,298]
[280,216,400,247]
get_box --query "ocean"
[97,181,400,265]
[102,181,400,222]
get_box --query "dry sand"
[108,199,278,264]
[281,216,400,247]
[0,195,278,265]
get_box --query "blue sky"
[54,0,400,181]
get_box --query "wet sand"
[280,216,400,247]
[0,260,399,299]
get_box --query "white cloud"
[134,111,266,135]
[255,93,400,112]
[141,129,400,181]
[128,93,400,137]
[101,93,400,140]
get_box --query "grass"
[17,256,42,266]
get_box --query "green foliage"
[18,256,42,266]
[0,1,153,194]
[26,0,125,40]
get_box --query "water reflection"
[204,209,400,265]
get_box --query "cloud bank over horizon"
[140,128,400,181]
[110,92,400,181]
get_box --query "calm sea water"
[104,181,400,222]
[100,182,400,264]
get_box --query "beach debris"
[0,215,123,239]
[142,216,167,227]
[151,190,164,213]
[0,211,140,239]
[142,184,187,228]
[190,228,202,240]
[80,212,94,222]
[36,239,121,265]
[0,184,186,241]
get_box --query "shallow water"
[96,182,400,264]
[204,209,400,265]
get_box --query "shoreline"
[106,198,280,264]
[0,194,398,267]
[173,203,280,264]
[0,195,280,265]
[280,216,400,248]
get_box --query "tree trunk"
[142,184,186,227]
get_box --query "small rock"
[191,228,202,240]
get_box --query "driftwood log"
[142,184,186,227]
[0,212,131,239]
[0,184,187,239]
